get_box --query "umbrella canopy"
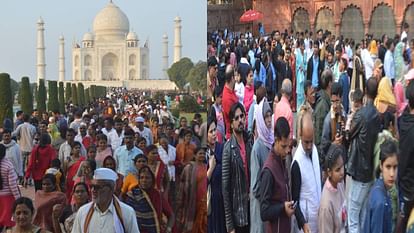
[240,9,263,22]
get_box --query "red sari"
[33,190,67,232]
[176,162,207,233]
[65,156,85,201]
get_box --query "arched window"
[129,54,136,66]
[74,70,79,81]
[142,69,147,80]
[129,69,136,80]
[84,55,92,66]
[369,4,396,39]
[84,70,92,81]
[74,56,79,67]
[404,4,414,40]
[315,8,335,34]
[292,8,310,33]
[341,6,364,43]
[101,53,118,81]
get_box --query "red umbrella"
[240,9,263,22]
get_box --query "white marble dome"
[82,32,94,41]
[93,2,129,40]
[126,31,138,41]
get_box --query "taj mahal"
[36,1,180,90]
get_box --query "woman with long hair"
[33,174,67,232]
[125,166,175,233]
[64,141,85,201]
[0,144,21,231]
[102,155,124,197]
[206,117,226,233]
[25,133,56,191]
[52,182,90,233]
[176,147,207,233]
[5,197,49,233]
[146,145,169,196]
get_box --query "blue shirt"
[312,56,319,88]
[114,145,143,176]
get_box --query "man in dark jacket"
[307,42,325,88]
[222,102,252,233]
[398,80,414,231]
[259,117,294,233]
[346,77,381,233]
[313,69,333,156]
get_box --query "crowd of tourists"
[207,22,414,233]
[0,91,207,233]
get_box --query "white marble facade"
[72,2,149,83]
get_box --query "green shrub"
[178,95,200,113]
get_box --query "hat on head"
[93,168,117,182]
[135,116,145,123]
[374,59,383,69]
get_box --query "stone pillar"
[162,34,169,79]
[37,17,46,86]
[59,35,65,82]
[364,20,369,35]
[173,16,182,63]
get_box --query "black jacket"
[346,101,381,183]
[222,132,252,232]
[398,111,414,200]
[306,55,325,85]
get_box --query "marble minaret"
[59,35,65,82]
[37,17,46,85]
[173,16,182,63]
[162,33,169,79]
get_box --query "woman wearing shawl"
[207,116,225,233]
[176,147,207,233]
[394,42,407,116]
[125,166,175,233]
[103,155,124,197]
[52,182,90,233]
[375,77,397,114]
[64,141,85,202]
[146,145,169,197]
[250,97,274,233]
[33,174,67,232]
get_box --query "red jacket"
[222,85,238,140]
[25,144,57,180]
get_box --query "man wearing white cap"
[132,116,153,146]
[71,168,139,233]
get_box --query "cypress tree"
[36,79,47,115]
[58,82,65,114]
[65,82,72,103]
[47,81,59,112]
[19,77,33,115]
[0,73,14,127]
[85,87,90,105]
[71,83,78,106]
[78,83,85,107]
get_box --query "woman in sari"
[6,197,50,233]
[95,134,112,168]
[64,141,85,201]
[52,182,90,233]
[125,166,175,233]
[175,129,196,176]
[206,117,226,233]
[176,147,207,233]
[103,155,124,197]
[73,159,96,191]
[394,42,407,116]
[121,153,148,198]
[146,145,169,198]
[33,174,67,232]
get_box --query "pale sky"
[0,0,206,82]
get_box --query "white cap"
[93,168,117,182]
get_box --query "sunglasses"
[233,113,245,121]
[90,184,109,191]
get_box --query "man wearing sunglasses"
[222,102,252,233]
[72,168,139,233]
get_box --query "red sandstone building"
[208,0,414,42]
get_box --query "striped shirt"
[0,158,21,200]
